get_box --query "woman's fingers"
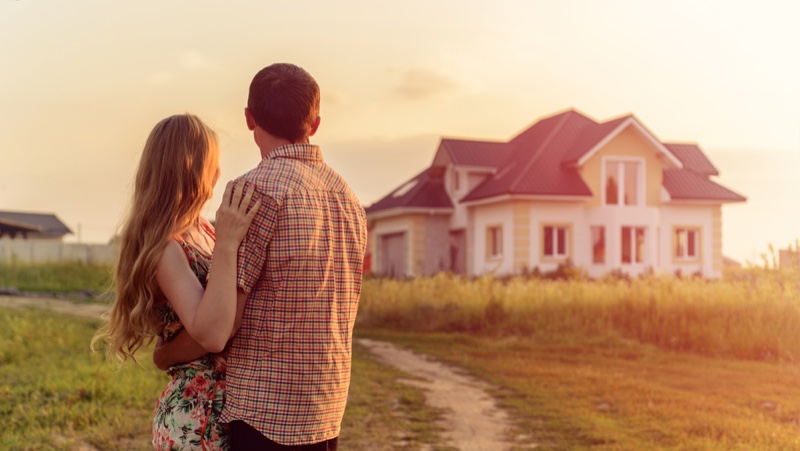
[238,183,255,212]
[218,181,258,226]
[246,198,261,221]
[222,181,234,206]
[231,180,245,209]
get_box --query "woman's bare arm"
[154,182,260,354]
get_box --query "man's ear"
[245,107,256,131]
[309,116,321,137]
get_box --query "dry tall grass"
[357,267,800,362]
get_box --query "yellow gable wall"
[580,126,665,208]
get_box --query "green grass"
[0,306,444,450]
[359,329,800,450]
[0,308,165,450]
[341,341,449,450]
[11,263,800,448]
[0,262,113,298]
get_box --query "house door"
[380,232,406,278]
[449,230,466,275]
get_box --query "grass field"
[5,263,800,449]
[357,269,800,363]
[358,329,800,449]
[0,307,444,451]
[0,262,113,299]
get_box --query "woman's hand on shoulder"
[214,180,261,253]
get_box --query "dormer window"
[453,170,461,192]
[604,158,643,206]
[392,179,418,198]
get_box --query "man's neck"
[256,130,308,159]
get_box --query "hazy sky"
[1,0,798,265]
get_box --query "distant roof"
[0,217,41,235]
[0,211,72,237]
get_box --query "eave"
[366,207,455,221]
[460,193,593,207]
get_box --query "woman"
[93,114,259,450]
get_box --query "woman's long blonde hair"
[93,114,219,361]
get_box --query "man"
[155,63,367,450]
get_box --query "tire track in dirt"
[357,338,535,451]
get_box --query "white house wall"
[659,204,719,278]
[469,200,720,279]
[528,202,587,274]
[447,166,493,232]
[446,165,469,231]
[470,202,515,276]
[582,205,663,278]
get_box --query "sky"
[1,0,798,265]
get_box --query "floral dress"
[152,221,229,450]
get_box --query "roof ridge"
[663,141,700,146]
[506,111,578,191]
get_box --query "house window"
[453,170,460,192]
[543,225,569,259]
[591,225,605,264]
[621,226,646,264]
[486,225,503,259]
[675,227,700,261]
[605,159,643,206]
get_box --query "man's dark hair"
[248,63,320,143]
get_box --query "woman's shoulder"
[156,239,191,273]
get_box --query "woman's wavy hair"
[92,114,219,361]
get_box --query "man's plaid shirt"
[220,144,367,446]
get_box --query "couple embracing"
[94,63,367,450]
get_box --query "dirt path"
[0,296,109,319]
[2,296,532,450]
[357,338,534,451]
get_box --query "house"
[364,109,746,279]
[0,211,72,240]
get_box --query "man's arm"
[152,330,209,371]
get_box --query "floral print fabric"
[152,222,229,450]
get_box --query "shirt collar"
[265,143,323,163]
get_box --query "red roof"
[366,109,745,214]
[438,138,512,168]
[663,143,719,176]
[464,110,599,201]
[561,115,631,165]
[663,168,745,202]
[364,168,453,215]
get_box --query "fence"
[0,239,116,264]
